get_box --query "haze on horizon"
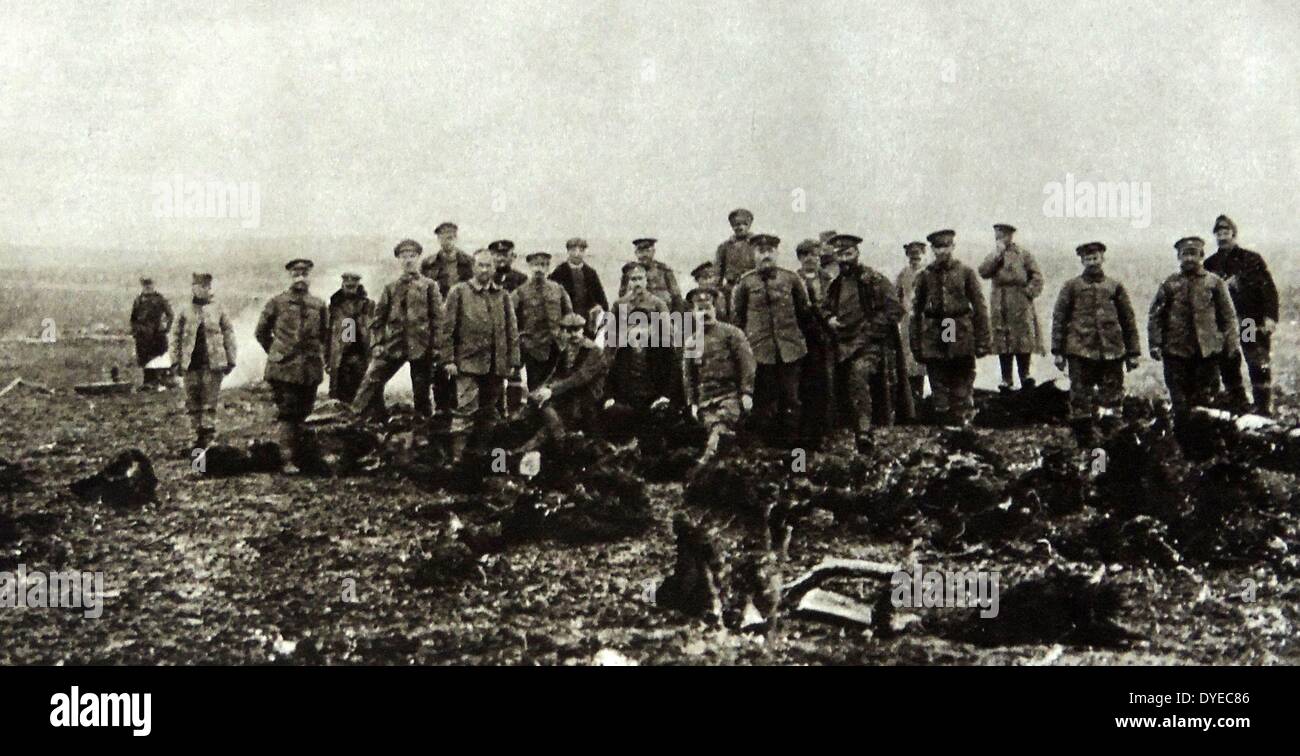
[1,0,1297,267]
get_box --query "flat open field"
[1,273,1298,665]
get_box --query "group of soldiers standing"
[128,211,1279,470]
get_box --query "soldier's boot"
[1253,385,1274,417]
[277,421,303,474]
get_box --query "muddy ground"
[1,338,1297,665]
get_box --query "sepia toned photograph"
[0,1,1296,728]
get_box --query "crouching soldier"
[911,230,991,427]
[256,259,329,470]
[1051,242,1141,447]
[1149,236,1240,431]
[520,314,608,449]
[170,273,236,449]
[441,248,521,462]
[601,307,676,432]
[326,272,374,403]
[683,287,756,465]
[823,234,905,451]
[351,239,443,419]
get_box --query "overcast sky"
[1,0,1297,262]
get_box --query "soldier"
[1050,242,1141,447]
[714,208,755,290]
[910,229,992,428]
[795,239,836,446]
[1149,236,1240,426]
[549,237,609,333]
[129,276,173,389]
[1204,214,1279,415]
[978,223,1044,391]
[256,259,329,470]
[489,239,528,292]
[612,262,671,316]
[690,261,730,322]
[423,223,475,416]
[169,272,236,449]
[896,241,928,408]
[350,239,444,419]
[683,287,756,466]
[512,251,574,390]
[619,238,683,311]
[441,248,521,462]
[602,306,677,424]
[520,313,608,450]
[731,233,813,443]
[325,272,374,404]
[818,230,840,280]
[420,222,475,298]
[822,234,905,451]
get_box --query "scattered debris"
[0,377,54,399]
[950,567,1133,647]
[69,448,158,507]
[72,381,134,396]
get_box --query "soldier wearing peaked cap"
[1051,242,1141,447]
[1149,236,1240,439]
[325,272,375,404]
[512,250,574,391]
[350,239,445,420]
[549,236,609,335]
[256,259,329,472]
[896,241,928,408]
[910,230,991,427]
[620,238,682,311]
[422,221,475,298]
[731,232,814,444]
[714,209,756,291]
[518,312,609,450]
[821,233,907,450]
[683,287,756,465]
[795,238,837,445]
[169,272,236,449]
[979,223,1044,391]
[1204,214,1279,415]
[690,261,730,323]
[130,275,174,388]
[489,239,528,292]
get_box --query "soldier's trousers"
[798,343,834,442]
[926,357,976,423]
[998,353,1032,385]
[1163,354,1220,417]
[351,354,434,417]
[837,352,895,433]
[271,379,319,462]
[328,355,367,404]
[451,373,504,435]
[699,395,741,457]
[755,358,802,439]
[183,369,225,436]
[523,346,560,391]
[1218,333,1272,414]
[1066,357,1124,421]
[270,379,319,422]
[432,363,456,415]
